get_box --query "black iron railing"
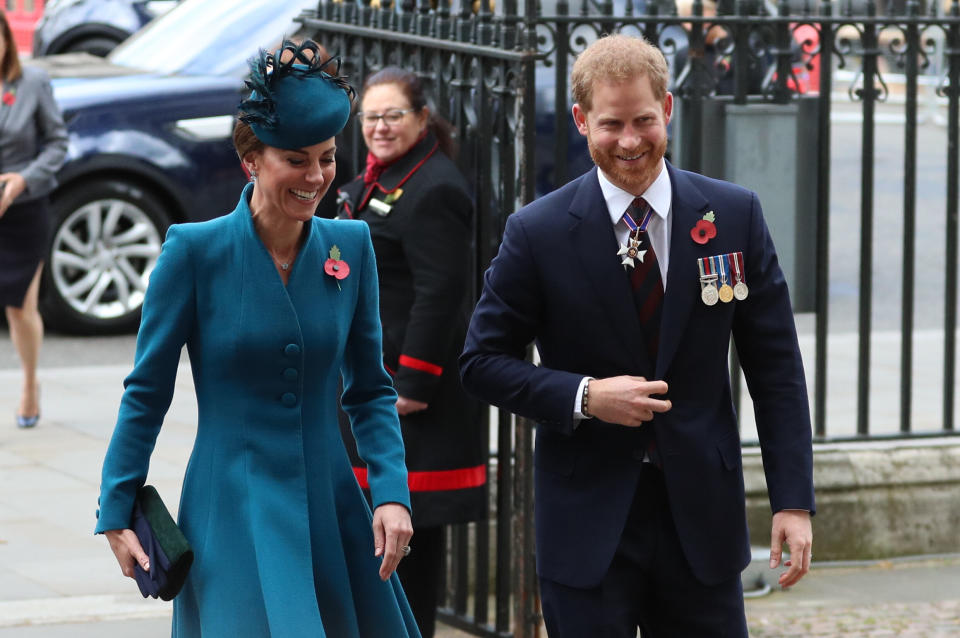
[300,1,960,635]
[301,3,541,635]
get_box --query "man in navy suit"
[460,34,814,636]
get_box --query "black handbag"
[131,485,194,601]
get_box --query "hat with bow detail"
[239,39,355,149]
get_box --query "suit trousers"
[539,464,748,638]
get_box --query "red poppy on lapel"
[691,211,717,245]
[2,90,15,106]
[324,245,350,285]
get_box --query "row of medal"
[698,252,749,306]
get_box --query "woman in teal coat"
[95,41,420,637]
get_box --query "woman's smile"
[290,187,319,202]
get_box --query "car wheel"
[41,180,170,334]
[64,36,123,57]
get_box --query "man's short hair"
[571,34,670,112]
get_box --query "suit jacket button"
[632,448,646,461]
[283,368,298,381]
[281,392,297,407]
[284,344,301,356]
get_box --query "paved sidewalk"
[0,360,477,636]
[2,361,960,636]
[745,557,960,637]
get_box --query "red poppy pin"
[324,245,350,290]
[691,211,717,245]
[2,89,16,106]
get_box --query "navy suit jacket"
[460,163,815,588]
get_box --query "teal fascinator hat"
[239,39,355,150]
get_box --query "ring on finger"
[400,545,412,557]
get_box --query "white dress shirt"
[598,162,673,288]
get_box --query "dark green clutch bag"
[131,485,194,601]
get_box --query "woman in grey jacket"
[0,10,68,428]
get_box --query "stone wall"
[744,438,960,560]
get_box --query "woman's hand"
[0,173,26,218]
[372,502,413,581]
[104,528,150,578]
[396,395,428,416]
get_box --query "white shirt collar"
[597,161,672,225]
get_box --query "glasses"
[356,108,416,127]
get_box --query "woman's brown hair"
[0,11,23,84]
[362,67,456,158]
[232,118,265,160]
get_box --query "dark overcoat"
[337,132,487,528]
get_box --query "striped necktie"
[624,197,664,364]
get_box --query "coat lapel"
[374,132,438,191]
[656,163,712,378]
[233,184,304,336]
[0,80,19,141]
[568,168,648,368]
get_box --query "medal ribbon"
[698,256,715,278]
[733,252,745,284]
[623,205,654,234]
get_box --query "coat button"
[283,368,298,382]
[281,392,297,407]
[284,343,301,356]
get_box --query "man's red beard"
[587,135,668,195]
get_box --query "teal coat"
[96,184,420,638]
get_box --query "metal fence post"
[511,416,539,638]
[814,0,834,439]
[943,0,960,432]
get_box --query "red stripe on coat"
[353,465,486,491]
[398,354,443,376]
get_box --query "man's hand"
[586,375,671,426]
[0,173,26,218]
[396,395,428,416]
[769,510,813,588]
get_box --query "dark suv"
[32,0,320,333]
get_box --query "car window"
[109,0,317,77]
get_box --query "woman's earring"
[249,170,257,182]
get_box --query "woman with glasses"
[337,66,486,638]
